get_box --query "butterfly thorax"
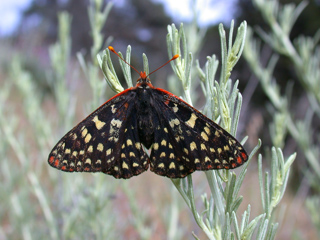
[135,77,155,149]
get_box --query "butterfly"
[48,46,248,179]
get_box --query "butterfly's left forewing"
[48,89,149,179]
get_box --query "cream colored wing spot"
[135,142,141,150]
[106,149,112,156]
[204,126,210,135]
[201,144,207,150]
[161,139,167,146]
[172,103,179,113]
[169,118,180,128]
[65,148,71,154]
[201,131,209,141]
[186,113,198,128]
[97,143,104,152]
[127,139,133,146]
[92,115,106,130]
[158,163,165,168]
[129,152,136,157]
[111,104,117,113]
[190,141,197,151]
[122,162,129,169]
[153,143,159,150]
[85,158,92,165]
[133,162,139,167]
[84,133,92,143]
[81,128,88,138]
[87,145,93,153]
[169,162,176,169]
[108,118,122,142]
[224,145,230,151]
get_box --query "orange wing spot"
[54,159,60,167]
[237,156,243,164]
[69,168,75,172]
[49,156,55,164]
[124,102,129,109]
[216,165,222,169]
[231,162,237,168]
[241,152,248,160]
[84,167,90,171]
[224,166,230,169]
[207,164,213,168]
[61,166,66,171]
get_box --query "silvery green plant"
[0,1,117,239]
[243,0,320,237]
[0,0,296,239]
[101,21,295,239]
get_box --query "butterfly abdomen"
[136,84,157,149]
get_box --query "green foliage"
[243,0,320,238]
[0,0,298,239]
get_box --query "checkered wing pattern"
[48,90,149,179]
[149,89,248,178]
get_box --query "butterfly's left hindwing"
[149,89,248,178]
[48,89,149,179]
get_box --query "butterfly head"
[137,71,152,87]
[140,71,147,79]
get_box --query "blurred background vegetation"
[0,0,320,239]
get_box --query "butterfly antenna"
[109,46,179,78]
[108,46,140,75]
[147,54,179,77]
